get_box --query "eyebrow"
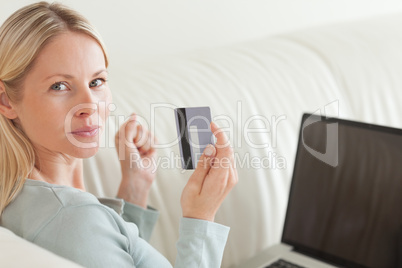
[43,69,108,82]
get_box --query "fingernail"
[204,144,214,156]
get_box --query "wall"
[1,0,402,67]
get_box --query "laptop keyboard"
[264,259,306,268]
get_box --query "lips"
[69,126,100,137]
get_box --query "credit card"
[174,106,214,169]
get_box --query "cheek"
[99,87,113,119]
[19,97,66,134]
[18,100,67,144]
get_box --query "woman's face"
[13,31,112,159]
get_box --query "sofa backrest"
[83,13,402,268]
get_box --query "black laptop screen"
[282,114,402,268]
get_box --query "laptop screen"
[282,114,402,268]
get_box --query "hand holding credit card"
[175,106,238,222]
[174,106,214,169]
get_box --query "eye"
[89,78,106,88]
[50,82,68,91]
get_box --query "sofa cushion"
[0,226,82,267]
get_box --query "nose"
[74,104,97,117]
[74,86,98,117]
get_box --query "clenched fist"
[115,113,157,208]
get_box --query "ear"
[0,80,18,119]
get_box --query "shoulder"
[2,179,122,241]
[22,179,100,208]
[25,184,142,267]
[22,179,123,231]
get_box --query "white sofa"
[1,2,402,268]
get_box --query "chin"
[65,133,102,158]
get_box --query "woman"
[0,2,238,267]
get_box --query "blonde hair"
[0,1,109,215]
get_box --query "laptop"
[234,113,402,268]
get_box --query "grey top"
[0,179,229,267]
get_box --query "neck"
[28,149,86,191]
